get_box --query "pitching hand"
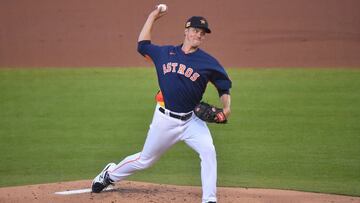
[149,5,167,20]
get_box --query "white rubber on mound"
[54,186,114,195]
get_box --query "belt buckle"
[180,112,191,121]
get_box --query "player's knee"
[199,145,216,160]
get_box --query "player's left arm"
[208,59,232,121]
[220,93,231,119]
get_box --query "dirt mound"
[0,180,359,203]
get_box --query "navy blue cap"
[185,16,211,33]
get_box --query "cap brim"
[191,26,211,33]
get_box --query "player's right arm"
[138,7,167,42]
[137,6,167,60]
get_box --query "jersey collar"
[177,44,200,56]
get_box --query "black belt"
[158,107,192,121]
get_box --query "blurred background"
[1,0,360,68]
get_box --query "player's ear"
[184,28,189,36]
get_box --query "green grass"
[0,68,359,196]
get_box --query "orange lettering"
[185,68,193,77]
[190,72,200,81]
[163,63,171,74]
[177,64,186,75]
[167,63,172,73]
[171,63,178,72]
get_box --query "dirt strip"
[0,180,359,203]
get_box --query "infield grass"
[0,68,359,196]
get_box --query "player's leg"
[107,105,183,182]
[182,117,217,203]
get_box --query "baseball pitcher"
[91,5,232,203]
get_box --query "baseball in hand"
[157,4,167,12]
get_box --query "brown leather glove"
[194,102,227,124]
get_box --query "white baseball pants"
[108,104,217,203]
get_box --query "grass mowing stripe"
[0,68,359,196]
[213,68,360,195]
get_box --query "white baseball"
[157,4,167,12]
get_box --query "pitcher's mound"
[0,180,359,203]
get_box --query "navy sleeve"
[218,89,230,96]
[210,63,232,97]
[137,40,162,62]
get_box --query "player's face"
[184,27,206,47]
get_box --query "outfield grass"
[0,68,359,196]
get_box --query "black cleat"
[91,163,116,193]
